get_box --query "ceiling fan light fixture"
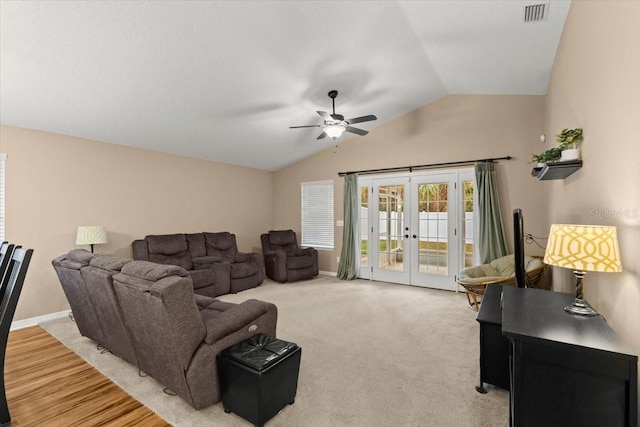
[324,124,346,139]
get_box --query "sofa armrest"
[263,249,287,282]
[131,239,150,261]
[295,247,315,257]
[203,299,271,343]
[234,252,251,263]
[189,269,216,289]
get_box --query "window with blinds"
[301,180,334,249]
[0,154,6,241]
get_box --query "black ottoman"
[218,334,301,427]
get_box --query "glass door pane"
[410,173,458,291]
[462,180,475,268]
[370,177,410,285]
[417,182,448,275]
[359,186,369,269]
[378,184,405,272]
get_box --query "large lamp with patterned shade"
[76,226,107,253]
[543,224,622,316]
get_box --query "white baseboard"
[11,309,71,331]
[319,270,337,277]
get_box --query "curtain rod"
[337,156,512,177]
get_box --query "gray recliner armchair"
[202,232,264,293]
[113,260,277,409]
[260,230,318,283]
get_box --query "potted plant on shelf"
[555,128,583,161]
[530,153,547,168]
[531,147,562,168]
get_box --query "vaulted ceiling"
[0,1,570,171]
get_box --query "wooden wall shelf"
[532,160,582,180]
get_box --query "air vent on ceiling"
[524,2,549,22]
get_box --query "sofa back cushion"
[204,232,237,263]
[114,261,204,389]
[80,255,137,365]
[186,233,206,258]
[51,250,107,345]
[267,230,298,257]
[145,234,192,270]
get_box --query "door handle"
[412,234,417,239]
[404,234,409,239]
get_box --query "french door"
[358,169,476,291]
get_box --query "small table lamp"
[76,226,108,253]
[543,224,622,316]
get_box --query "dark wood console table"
[475,284,509,392]
[501,286,638,427]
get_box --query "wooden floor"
[4,326,169,426]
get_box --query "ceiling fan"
[289,90,377,140]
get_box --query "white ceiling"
[0,1,570,171]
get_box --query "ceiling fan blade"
[317,111,331,121]
[330,113,344,121]
[347,114,377,124]
[346,126,368,136]
[289,125,321,129]
[317,131,327,140]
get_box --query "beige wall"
[1,125,274,321]
[275,94,549,272]
[4,1,637,359]
[544,1,640,355]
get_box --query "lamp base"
[564,299,597,316]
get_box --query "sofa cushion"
[192,256,222,268]
[121,260,188,282]
[146,234,192,270]
[204,232,236,262]
[524,256,542,271]
[489,255,516,277]
[66,249,95,264]
[186,233,206,258]
[230,262,258,279]
[89,255,129,272]
[267,231,297,257]
[268,230,295,246]
[286,255,314,270]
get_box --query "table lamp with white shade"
[543,224,622,316]
[76,226,107,253]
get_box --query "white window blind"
[0,154,6,241]
[301,180,334,249]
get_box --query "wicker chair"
[456,255,547,311]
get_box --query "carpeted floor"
[41,275,509,426]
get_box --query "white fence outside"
[360,208,473,244]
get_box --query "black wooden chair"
[0,246,34,426]
[0,243,16,285]
[0,243,18,303]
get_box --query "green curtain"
[475,162,509,263]
[337,173,358,280]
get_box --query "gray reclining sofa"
[132,232,264,297]
[52,249,278,409]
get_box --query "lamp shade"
[76,226,108,246]
[543,224,622,272]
